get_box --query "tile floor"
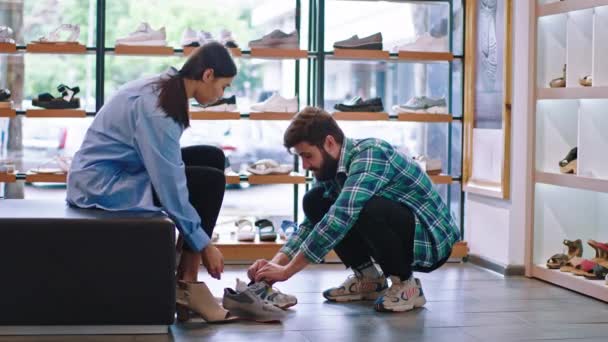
[2,262,608,342]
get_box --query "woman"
[67,42,237,321]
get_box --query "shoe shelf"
[332,111,389,121]
[531,265,608,301]
[326,50,455,62]
[331,48,391,60]
[331,112,453,122]
[248,112,297,120]
[429,174,453,185]
[397,113,453,123]
[0,42,16,53]
[25,109,87,118]
[113,45,175,56]
[224,174,308,185]
[183,46,242,57]
[0,172,17,183]
[249,48,308,59]
[537,0,608,17]
[189,109,241,120]
[537,87,608,99]
[24,172,67,183]
[0,108,16,118]
[536,171,608,193]
[396,50,454,62]
[25,42,87,54]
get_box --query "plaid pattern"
[280,138,460,267]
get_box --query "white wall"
[465,0,532,268]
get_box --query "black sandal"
[32,84,80,109]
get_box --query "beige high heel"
[176,281,238,323]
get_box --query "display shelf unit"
[528,0,608,301]
[248,112,297,120]
[249,48,308,59]
[0,172,16,183]
[332,112,389,121]
[25,42,87,54]
[0,108,16,118]
[0,42,17,53]
[113,45,174,56]
[188,110,241,120]
[397,113,453,122]
[25,109,87,118]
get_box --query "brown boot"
[176,281,237,323]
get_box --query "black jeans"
[303,186,448,279]
[154,145,226,252]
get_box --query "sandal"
[255,219,278,242]
[579,75,592,87]
[247,159,293,175]
[564,239,583,258]
[235,219,255,242]
[33,84,80,109]
[583,264,608,280]
[547,253,570,269]
[560,256,584,273]
[279,220,298,240]
[571,259,597,277]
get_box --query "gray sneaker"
[222,279,286,322]
[333,32,383,50]
[243,281,298,310]
[393,96,447,113]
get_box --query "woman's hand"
[201,244,224,280]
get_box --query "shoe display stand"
[249,48,308,59]
[183,46,242,57]
[25,109,87,118]
[0,108,16,118]
[397,50,454,62]
[114,44,174,56]
[0,42,16,53]
[527,0,608,302]
[188,108,241,120]
[332,48,390,60]
[332,111,389,121]
[26,42,87,54]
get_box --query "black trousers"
[304,186,448,279]
[154,145,226,252]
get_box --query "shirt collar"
[336,137,354,176]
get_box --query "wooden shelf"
[536,171,608,193]
[332,112,389,121]
[183,46,242,57]
[114,45,174,56]
[26,109,86,118]
[25,172,67,183]
[449,241,469,259]
[537,0,608,17]
[537,87,608,100]
[332,48,390,60]
[430,174,453,184]
[397,113,453,122]
[0,42,17,53]
[189,110,240,120]
[532,265,608,302]
[397,51,454,62]
[249,48,307,59]
[26,42,86,54]
[0,108,16,117]
[247,174,306,184]
[225,174,241,185]
[0,172,17,183]
[249,112,296,120]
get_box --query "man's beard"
[313,148,339,181]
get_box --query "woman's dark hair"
[156,41,237,127]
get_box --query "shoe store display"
[392,96,447,113]
[559,147,577,174]
[333,32,383,50]
[255,219,278,242]
[222,279,286,322]
[579,75,592,87]
[413,155,442,175]
[235,219,256,242]
[32,84,80,109]
[36,24,80,43]
[249,29,298,49]
[0,26,15,44]
[549,64,566,88]
[250,93,298,112]
[116,22,167,46]
[334,97,383,112]
[240,280,298,310]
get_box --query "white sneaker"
[38,24,80,43]
[200,103,237,112]
[0,26,15,44]
[235,219,256,242]
[413,155,442,175]
[220,29,238,48]
[197,31,215,46]
[392,33,448,53]
[374,276,426,312]
[250,93,297,113]
[181,27,199,47]
[116,22,167,46]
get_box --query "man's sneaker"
[239,280,298,310]
[323,274,388,302]
[374,276,426,313]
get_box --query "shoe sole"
[274,300,298,310]
[324,291,384,302]
[375,297,427,313]
[559,160,577,174]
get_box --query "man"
[248,107,460,313]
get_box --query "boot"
[176,280,237,323]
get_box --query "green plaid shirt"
[280,137,460,267]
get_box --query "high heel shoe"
[176,280,237,323]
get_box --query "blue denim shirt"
[67,67,208,251]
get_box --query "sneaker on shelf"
[374,276,426,313]
[37,24,80,43]
[392,33,447,53]
[250,93,298,113]
[413,155,442,175]
[333,32,383,50]
[392,96,447,114]
[579,75,592,87]
[241,280,298,310]
[0,160,15,174]
[0,26,15,44]
[196,95,237,112]
[116,22,167,46]
[222,279,286,322]
[235,218,256,242]
[559,147,577,174]
[220,29,238,48]
[197,31,215,46]
[246,159,293,175]
[249,29,299,49]
[181,27,200,47]
[334,97,383,112]
[322,274,388,302]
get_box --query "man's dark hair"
[283,107,345,150]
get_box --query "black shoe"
[193,95,237,108]
[334,97,383,112]
[32,84,80,109]
[0,88,10,102]
[559,147,577,174]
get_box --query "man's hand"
[247,259,269,281]
[201,244,224,280]
[255,262,290,283]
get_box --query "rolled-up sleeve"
[131,96,209,252]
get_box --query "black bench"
[0,199,176,335]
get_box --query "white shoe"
[197,31,215,46]
[413,155,442,175]
[236,219,256,242]
[38,24,80,43]
[392,33,447,53]
[250,93,297,113]
[246,159,293,175]
[181,27,199,47]
[374,276,426,312]
[116,22,167,46]
[200,103,237,112]
[0,26,15,44]
[220,29,238,48]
